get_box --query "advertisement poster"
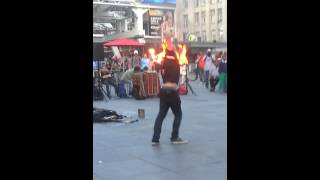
[148,9,174,38]
[149,10,163,36]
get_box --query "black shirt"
[219,60,227,73]
[161,49,180,84]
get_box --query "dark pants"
[210,76,219,91]
[152,88,182,142]
[204,70,210,88]
[199,69,204,82]
[194,67,199,80]
[102,78,118,97]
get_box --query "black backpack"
[93,108,126,123]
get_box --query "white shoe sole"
[171,140,188,144]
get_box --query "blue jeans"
[102,78,118,97]
[119,80,133,96]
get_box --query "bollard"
[138,109,145,119]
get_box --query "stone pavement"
[93,80,227,180]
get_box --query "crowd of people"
[194,49,227,93]
[93,47,227,100]
[95,49,153,99]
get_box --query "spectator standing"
[131,50,141,69]
[209,59,220,92]
[218,52,227,93]
[204,49,214,88]
[197,52,205,83]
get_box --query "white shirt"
[209,62,219,78]
[204,55,214,71]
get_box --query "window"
[195,0,199,7]
[201,11,206,24]
[184,15,188,28]
[218,8,223,23]
[202,31,206,42]
[184,0,188,8]
[212,30,216,41]
[210,9,215,22]
[196,31,200,38]
[196,31,201,41]
[212,34,216,42]
[195,13,199,25]
[201,0,206,6]
[218,28,223,40]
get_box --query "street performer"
[152,25,188,145]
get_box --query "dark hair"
[133,66,141,72]
[143,66,148,71]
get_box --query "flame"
[156,43,166,63]
[148,48,156,62]
[177,44,188,65]
[148,43,167,64]
[147,43,188,65]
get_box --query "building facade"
[176,0,227,43]
[93,0,176,44]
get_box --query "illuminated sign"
[149,9,163,16]
[164,0,176,4]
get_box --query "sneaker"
[171,138,188,144]
[152,140,159,146]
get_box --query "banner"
[148,9,175,39]
[149,16,163,36]
[149,10,163,36]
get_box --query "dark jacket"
[162,49,180,84]
[219,60,227,74]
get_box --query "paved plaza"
[93,80,227,180]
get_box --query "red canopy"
[103,38,144,46]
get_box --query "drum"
[143,71,160,97]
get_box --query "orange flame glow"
[148,48,156,62]
[148,43,167,64]
[176,44,188,65]
[147,43,188,65]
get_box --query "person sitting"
[100,63,118,98]
[143,66,149,72]
[118,66,141,97]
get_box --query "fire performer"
[152,26,188,145]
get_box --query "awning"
[104,38,144,46]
